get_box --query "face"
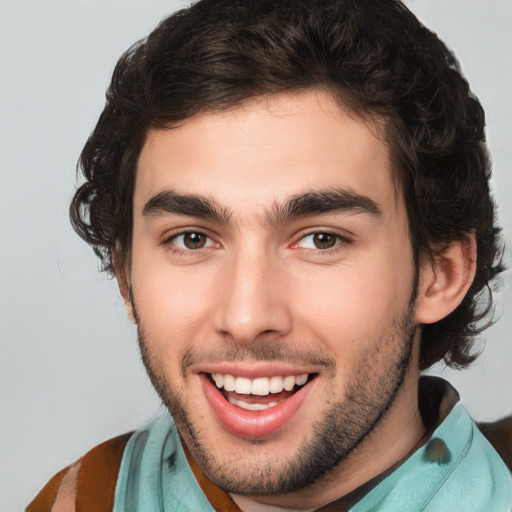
[126,91,420,500]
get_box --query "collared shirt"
[113,377,512,511]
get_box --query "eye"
[167,231,217,251]
[295,232,345,250]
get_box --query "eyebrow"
[143,190,231,224]
[266,188,382,225]
[142,188,381,226]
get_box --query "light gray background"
[1,1,511,511]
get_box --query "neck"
[231,367,425,511]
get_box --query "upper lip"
[191,362,319,379]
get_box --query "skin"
[118,90,472,511]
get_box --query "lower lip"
[200,374,314,439]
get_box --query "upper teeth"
[211,373,309,395]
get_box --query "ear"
[415,235,477,324]
[113,249,136,323]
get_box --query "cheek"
[292,252,415,349]
[130,254,216,351]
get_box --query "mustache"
[131,296,337,377]
[180,341,337,376]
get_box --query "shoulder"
[478,414,512,471]
[355,404,512,512]
[425,406,512,511]
[26,432,133,512]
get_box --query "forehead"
[135,90,398,221]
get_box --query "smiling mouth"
[206,372,315,411]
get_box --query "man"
[27,0,512,510]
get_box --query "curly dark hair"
[70,0,503,370]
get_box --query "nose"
[213,247,292,345]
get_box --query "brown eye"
[167,231,218,254]
[294,232,345,251]
[182,232,207,249]
[312,233,337,249]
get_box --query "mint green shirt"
[113,396,512,511]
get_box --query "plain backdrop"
[1,1,511,511]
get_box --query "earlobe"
[415,235,477,324]
[113,250,136,323]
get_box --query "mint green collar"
[113,393,512,511]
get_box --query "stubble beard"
[135,300,417,496]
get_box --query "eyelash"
[163,229,218,256]
[291,231,353,256]
[163,229,352,257]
